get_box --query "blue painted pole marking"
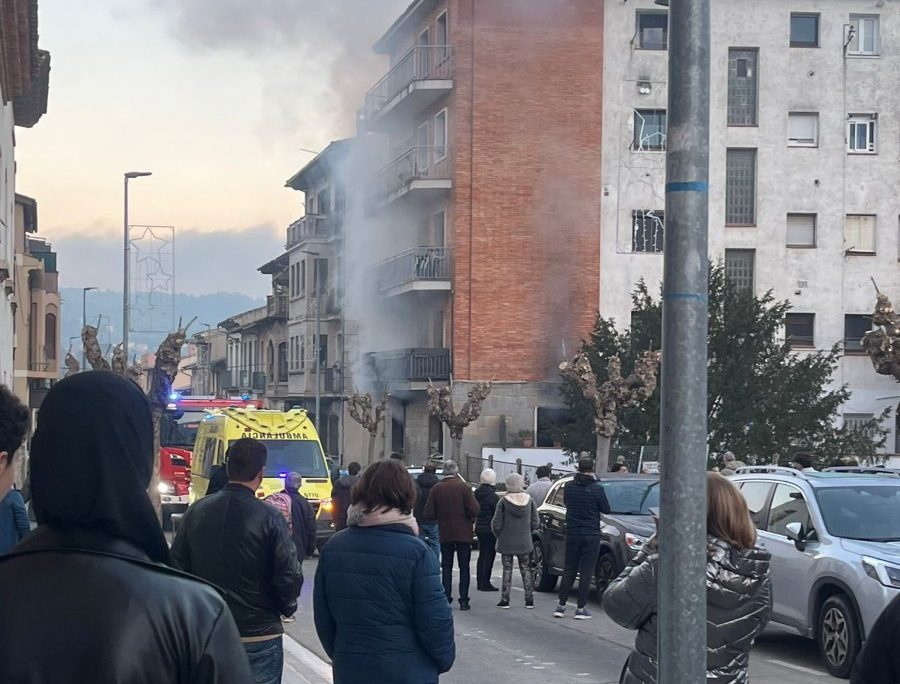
[665,181,709,193]
[663,292,708,303]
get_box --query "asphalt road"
[284,553,840,684]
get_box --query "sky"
[16,0,407,297]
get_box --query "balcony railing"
[377,247,452,292]
[223,366,268,392]
[28,361,53,372]
[369,348,451,384]
[365,46,453,120]
[286,214,338,248]
[267,293,288,319]
[369,146,451,206]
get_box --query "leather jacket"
[604,536,772,684]
[0,526,252,683]
[172,483,303,637]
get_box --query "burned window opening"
[632,210,664,253]
[632,109,666,151]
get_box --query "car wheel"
[533,539,558,592]
[593,551,618,601]
[817,594,860,678]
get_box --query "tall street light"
[123,171,152,356]
[301,250,321,434]
[82,286,98,369]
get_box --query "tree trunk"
[596,433,612,473]
[150,407,162,522]
[367,432,376,466]
[451,437,462,474]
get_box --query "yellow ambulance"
[190,407,334,549]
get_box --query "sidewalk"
[283,633,332,684]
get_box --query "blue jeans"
[243,637,283,684]
[419,522,440,560]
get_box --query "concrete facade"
[0,101,15,387]
[601,0,900,453]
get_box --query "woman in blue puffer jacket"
[314,459,456,684]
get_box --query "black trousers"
[475,531,497,588]
[441,541,472,602]
[557,535,601,609]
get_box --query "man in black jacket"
[331,461,361,531]
[284,472,317,561]
[414,461,441,559]
[554,458,611,620]
[173,438,303,683]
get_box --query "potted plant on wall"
[519,428,534,448]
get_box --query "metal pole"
[123,176,130,356]
[314,281,321,435]
[657,0,710,683]
[82,288,87,370]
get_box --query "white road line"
[766,658,827,677]
[283,633,334,684]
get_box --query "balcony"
[365,46,453,133]
[266,293,288,319]
[368,348,451,390]
[376,247,452,297]
[222,367,268,393]
[286,214,339,249]
[368,146,452,213]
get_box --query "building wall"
[0,102,14,387]
[601,0,900,452]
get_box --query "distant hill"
[60,289,264,360]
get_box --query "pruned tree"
[862,291,900,382]
[559,349,660,472]
[426,381,492,469]
[348,391,389,465]
[111,342,128,376]
[81,317,110,371]
[126,356,143,384]
[63,343,80,377]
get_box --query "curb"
[283,633,333,684]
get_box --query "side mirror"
[785,522,806,551]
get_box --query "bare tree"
[559,350,660,472]
[426,381,492,473]
[81,317,110,371]
[863,291,900,383]
[348,391,389,465]
[64,342,80,377]
[111,342,128,376]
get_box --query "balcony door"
[418,28,430,77]
[416,122,429,172]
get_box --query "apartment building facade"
[601,0,900,452]
[356,0,605,461]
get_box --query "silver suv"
[730,466,900,678]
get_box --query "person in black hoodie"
[414,461,441,559]
[474,468,499,591]
[332,461,361,531]
[852,593,900,683]
[554,458,611,620]
[0,371,252,683]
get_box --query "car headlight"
[157,482,173,494]
[320,498,333,512]
[862,557,900,588]
[625,533,648,552]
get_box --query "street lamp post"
[123,171,152,357]
[81,286,98,370]
[301,250,321,434]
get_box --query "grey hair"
[442,460,459,476]
[723,451,736,463]
[286,471,302,489]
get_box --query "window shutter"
[787,215,815,247]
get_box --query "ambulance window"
[202,440,217,478]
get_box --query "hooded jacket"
[563,473,611,536]
[491,493,539,555]
[474,483,499,535]
[332,473,360,530]
[720,460,747,476]
[604,536,772,684]
[414,472,440,524]
[314,514,455,684]
[0,371,252,683]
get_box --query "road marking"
[283,633,333,684]
[766,659,827,677]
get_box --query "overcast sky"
[15,0,406,297]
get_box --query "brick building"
[354,0,605,463]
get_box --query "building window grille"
[636,11,668,50]
[725,249,755,293]
[725,149,756,225]
[843,413,877,440]
[632,210,664,253]
[727,48,758,126]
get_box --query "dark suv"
[532,474,659,597]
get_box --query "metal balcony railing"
[369,146,451,205]
[223,366,268,392]
[369,348,451,384]
[377,247,452,292]
[286,214,338,248]
[365,46,453,119]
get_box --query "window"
[418,26,431,75]
[767,484,812,537]
[847,114,877,153]
[790,13,819,47]
[316,186,331,215]
[318,334,328,369]
[844,314,872,353]
[434,109,448,161]
[300,259,307,295]
[416,122,429,171]
[549,483,566,507]
[785,313,815,349]
[738,481,772,529]
[436,10,449,50]
[725,149,756,225]
[433,210,446,247]
[636,11,667,50]
[632,210,664,253]
[788,112,818,147]
[633,110,666,151]
[300,336,306,369]
[725,249,755,293]
[44,312,57,361]
[843,413,878,442]
[786,213,816,248]
[278,342,288,383]
[845,214,876,254]
[313,258,328,295]
[849,15,879,55]
[727,49,758,126]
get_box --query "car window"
[600,479,659,514]
[767,484,813,537]
[816,486,900,542]
[549,482,567,507]
[738,481,773,529]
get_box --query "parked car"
[532,474,659,597]
[731,465,900,678]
